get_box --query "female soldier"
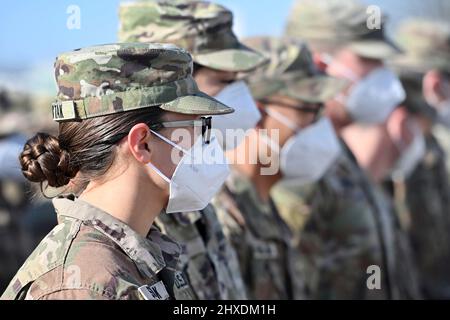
[0,42,233,300]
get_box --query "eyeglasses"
[105,116,213,147]
[149,116,213,144]
[260,99,324,119]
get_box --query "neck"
[225,131,282,202]
[79,169,165,237]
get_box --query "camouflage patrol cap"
[392,19,450,74]
[51,42,233,122]
[243,36,346,104]
[118,0,267,72]
[285,0,402,60]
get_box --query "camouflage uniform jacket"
[403,133,450,297]
[1,195,195,300]
[272,141,421,299]
[154,205,247,300]
[212,171,298,300]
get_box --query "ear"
[423,70,442,100]
[127,123,152,164]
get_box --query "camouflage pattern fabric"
[272,140,391,299]
[272,140,421,299]
[155,205,247,300]
[242,36,346,103]
[389,133,450,298]
[52,42,232,121]
[285,0,402,59]
[212,171,302,300]
[1,195,195,300]
[393,19,450,74]
[118,0,266,72]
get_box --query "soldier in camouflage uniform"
[1,42,234,300]
[394,19,450,178]
[210,36,344,300]
[385,19,450,298]
[118,0,267,299]
[242,36,393,299]
[282,0,421,299]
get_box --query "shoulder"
[27,222,146,300]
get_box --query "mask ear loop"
[149,129,189,154]
[325,55,360,84]
[147,162,171,184]
[264,108,300,132]
[146,129,189,184]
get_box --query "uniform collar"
[52,195,181,278]
[225,170,273,214]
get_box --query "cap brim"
[349,38,403,60]
[193,44,268,72]
[389,53,450,74]
[160,91,234,115]
[282,76,348,104]
[388,55,430,74]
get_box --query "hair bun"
[20,133,78,188]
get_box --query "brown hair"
[20,108,164,193]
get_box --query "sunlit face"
[423,69,450,107]
[147,112,202,179]
[116,111,203,200]
[193,66,238,96]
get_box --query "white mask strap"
[259,131,280,153]
[147,162,171,184]
[150,129,189,154]
[265,108,299,132]
[147,129,190,184]
[327,58,360,83]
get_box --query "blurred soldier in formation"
[118,0,267,299]
[211,36,342,300]
[384,19,450,299]
[282,0,421,299]
[223,37,343,299]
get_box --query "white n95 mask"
[213,81,261,150]
[261,109,341,185]
[148,130,230,213]
[329,60,406,125]
[345,67,406,124]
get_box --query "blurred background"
[1,0,449,97]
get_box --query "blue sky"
[0,0,447,93]
[0,0,294,68]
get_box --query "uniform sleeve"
[300,176,385,299]
[36,289,112,300]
